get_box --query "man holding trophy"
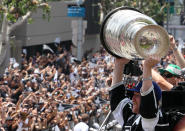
[100,7,185,131]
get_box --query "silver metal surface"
[101,8,170,60]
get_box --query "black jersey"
[109,81,183,131]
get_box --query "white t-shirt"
[74,122,89,131]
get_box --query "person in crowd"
[169,35,185,68]
[151,63,182,91]
[151,35,185,91]
[110,56,184,130]
[73,113,89,131]
[159,64,182,86]
[167,35,185,131]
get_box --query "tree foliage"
[100,0,167,25]
[0,0,61,73]
[0,0,54,24]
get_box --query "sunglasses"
[162,73,175,78]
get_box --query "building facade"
[12,0,101,63]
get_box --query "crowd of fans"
[0,39,184,130]
[0,44,113,131]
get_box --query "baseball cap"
[127,81,162,101]
[158,64,181,76]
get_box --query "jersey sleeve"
[109,81,133,126]
[139,84,158,119]
[109,81,126,111]
[139,85,159,130]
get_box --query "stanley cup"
[100,7,170,60]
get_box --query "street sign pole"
[67,0,85,61]
[77,17,83,61]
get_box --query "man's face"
[165,77,177,85]
[162,72,178,85]
[132,92,141,114]
[6,120,13,126]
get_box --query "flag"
[43,44,54,53]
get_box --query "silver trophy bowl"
[100,7,170,60]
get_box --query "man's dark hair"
[27,68,34,74]
[81,113,89,122]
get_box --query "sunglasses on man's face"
[162,73,175,78]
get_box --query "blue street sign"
[67,6,85,17]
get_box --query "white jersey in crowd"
[73,122,89,131]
